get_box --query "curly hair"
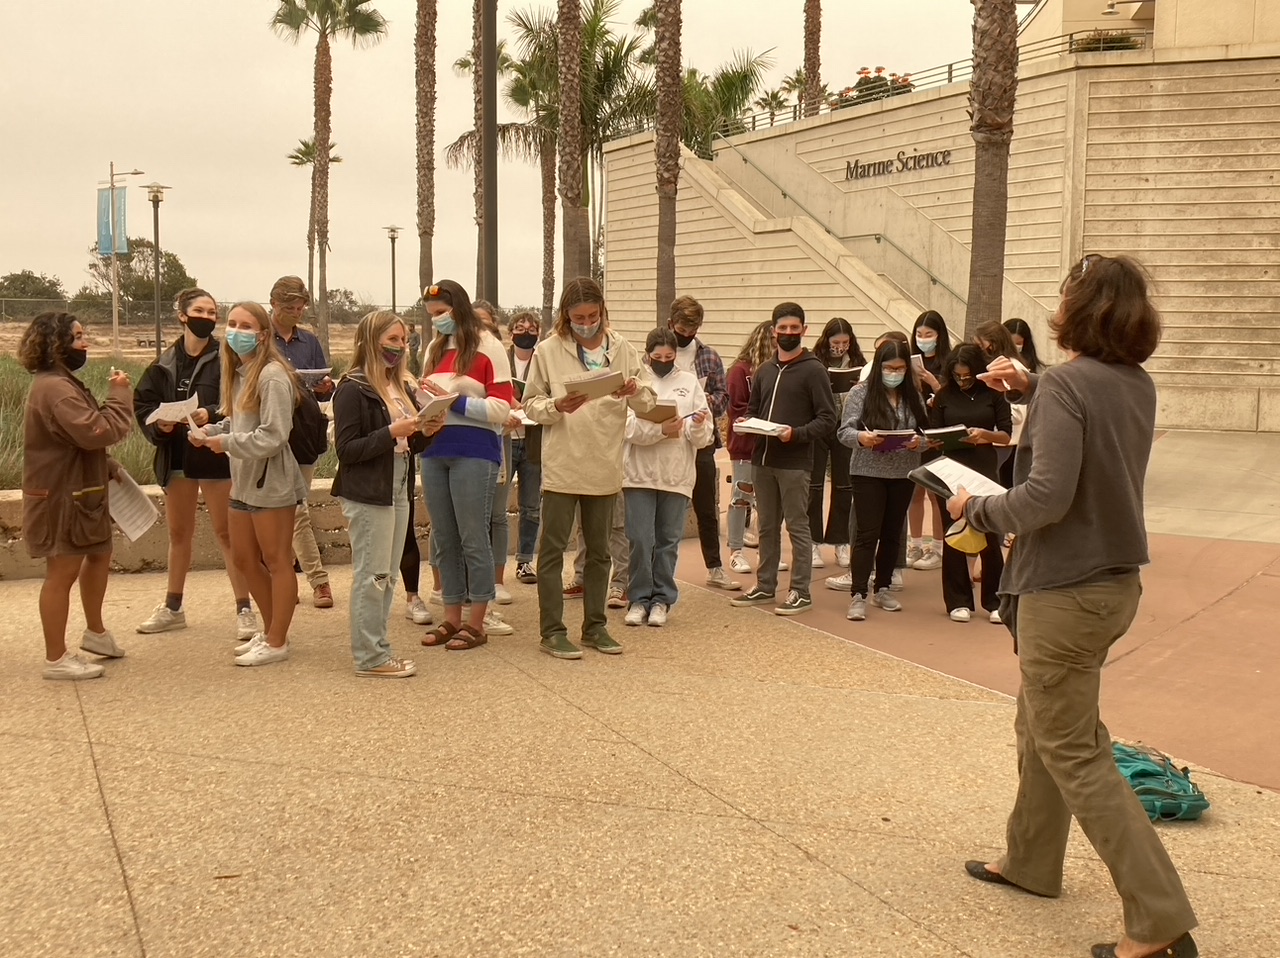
[938,343,991,395]
[1053,254,1161,365]
[18,311,79,373]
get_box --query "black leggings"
[401,467,422,594]
[850,475,915,596]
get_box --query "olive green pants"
[1000,574,1197,943]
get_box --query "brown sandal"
[445,623,488,651]
[422,621,460,647]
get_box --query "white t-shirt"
[675,340,698,373]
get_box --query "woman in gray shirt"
[949,255,1197,958]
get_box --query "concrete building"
[603,0,1280,431]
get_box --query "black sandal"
[445,623,488,651]
[1090,933,1197,958]
[422,622,459,647]
[963,861,1054,898]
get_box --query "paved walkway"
[3,428,1277,956]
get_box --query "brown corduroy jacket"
[22,367,133,558]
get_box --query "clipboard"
[635,402,679,424]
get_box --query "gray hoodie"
[205,361,308,508]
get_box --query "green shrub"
[1070,30,1142,52]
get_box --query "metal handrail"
[709,133,966,306]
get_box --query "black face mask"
[649,359,675,378]
[65,347,88,372]
[776,334,802,353]
[513,333,539,350]
[673,331,696,349]
[185,317,217,340]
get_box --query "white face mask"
[570,320,601,340]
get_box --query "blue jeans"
[727,460,753,551]
[420,455,498,605]
[509,438,542,562]
[490,468,509,569]
[340,455,411,671]
[623,487,689,609]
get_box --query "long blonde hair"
[732,319,775,372]
[345,310,415,404]
[219,301,302,415]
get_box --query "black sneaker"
[774,591,813,616]
[516,562,537,584]
[730,588,776,607]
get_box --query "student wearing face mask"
[926,344,1011,623]
[506,310,544,585]
[729,303,838,616]
[907,310,951,572]
[523,278,656,659]
[622,329,714,627]
[20,312,134,680]
[667,295,739,592]
[808,317,865,572]
[998,318,1046,488]
[332,311,443,677]
[838,340,928,621]
[190,302,310,666]
[133,288,258,641]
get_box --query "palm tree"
[558,0,590,283]
[754,88,788,126]
[680,51,774,158]
[781,67,805,101]
[415,0,437,294]
[271,0,388,356]
[286,137,344,296]
[964,0,1019,338]
[654,0,681,324]
[803,0,822,118]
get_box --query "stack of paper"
[922,425,971,452]
[561,369,625,400]
[872,429,918,453]
[144,396,199,425]
[108,472,160,543]
[635,402,679,424]
[295,367,332,386]
[734,417,787,437]
[414,391,458,421]
[908,457,1008,499]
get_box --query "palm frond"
[444,122,544,170]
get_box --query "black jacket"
[133,338,228,486]
[747,350,838,471]
[330,373,432,506]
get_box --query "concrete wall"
[1156,0,1280,49]
[1020,0,1156,48]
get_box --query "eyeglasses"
[1079,253,1104,276]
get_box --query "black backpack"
[289,390,330,465]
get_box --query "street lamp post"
[145,183,171,360]
[107,162,145,357]
[383,225,401,313]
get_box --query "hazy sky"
[0,0,972,309]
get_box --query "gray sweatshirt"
[205,361,308,509]
[966,357,1155,594]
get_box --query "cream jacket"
[523,330,656,496]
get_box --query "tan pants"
[1000,574,1197,943]
[571,493,627,591]
[293,463,329,588]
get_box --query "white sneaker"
[743,528,759,549]
[835,544,850,568]
[989,609,1003,625]
[483,610,515,636]
[729,550,751,574]
[43,652,105,681]
[846,596,867,621]
[810,545,825,569]
[405,597,433,625]
[950,608,972,623]
[234,632,266,656]
[778,558,789,572]
[81,629,125,658]
[912,546,942,571]
[705,566,741,591]
[890,568,905,592]
[906,543,924,568]
[872,589,902,613]
[624,603,648,627]
[136,604,187,634]
[235,637,289,667]
[494,584,513,605]
[647,603,668,627]
[825,572,853,591]
[236,608,260,640]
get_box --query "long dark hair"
[424,279,483,377]
[1004,317,1044,371]
[861,340,928,431]
[938,343,991,395]
[974,320,1020,361]
[814,317,866,368]
[911,310,951,359]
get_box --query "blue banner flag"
[96,187,129,256]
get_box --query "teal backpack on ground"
[1113,743,1211,822]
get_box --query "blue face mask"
[226,330,260,357]
[432,313,456,336]
[915,335,937,356]
[882,371,906,389]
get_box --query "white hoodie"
[623,368,713,497]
